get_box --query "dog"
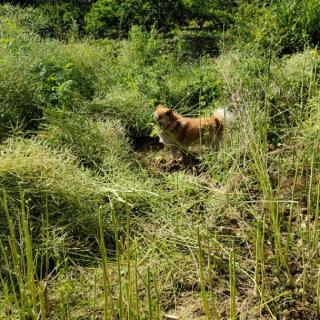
[154,104,233,162]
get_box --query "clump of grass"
[89,90,155,137]
[0,136,162,230]
[0,138,103,204]
[295,92,320,153]
[40,110,131,171]
[0,137,116,252]
[0,191,47,319]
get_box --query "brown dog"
[154,104,232,161]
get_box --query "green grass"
[1,4,320,320]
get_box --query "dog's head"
[154,104,175,129]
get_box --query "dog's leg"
[180,149,189,164]
[172,145,191,165]
[169,146,181,162]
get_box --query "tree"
[84,0,122,37]
[183,0,235,30]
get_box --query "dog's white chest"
[157,130,174,145]
[158,132,164,143]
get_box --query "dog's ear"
[165,109,173,118]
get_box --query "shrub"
[35,3,82,39]
[0,4,49,39]
[182,0,235,31]
[0,9,100,139]
[0,44,95,139]
[84,0,185,38]
[35,57,94,108]
[234,0,320,56]
[169,29,220,58]
[0,21,43,138]
[122,0,185,33]
[84,0,122,38]
[0,3,89,39]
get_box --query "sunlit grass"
[1,7,320,319]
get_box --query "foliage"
[86,26,223,137]
[84,0,122,37]
[34,3,82,39]
[183,0,235,30]
[40,110,132,171]
[234,0,320,55]
[121,0,185,32]
[0,16,42,138]
[4,0,235,39]
[36,58,94,108]
[85,0,186,37]
[2,3,320,320]
[0,8,99,139]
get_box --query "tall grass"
[0,191,46,319]
[2,5,320,319]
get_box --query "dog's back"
[174,115,222,147]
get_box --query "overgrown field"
[1,3,320,320]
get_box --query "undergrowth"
[1,4,320,320]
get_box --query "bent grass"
[1,19,320,319]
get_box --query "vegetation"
[1,1,320,319]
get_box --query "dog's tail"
[214,108,235,128]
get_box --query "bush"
[2,1,237,40]
[35,3,82,39]
[0,18,43,138]
[84,0,123,38]
[0,8,101,139]
[234,0,320,56]
[122,0,185,33]
[169,29,220,58]
[0,4,49,39]
[182,0,235,31]
[0,44,95,139]
[35,57,95,108]
[0,3,90,39]
[84,0,185,38]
